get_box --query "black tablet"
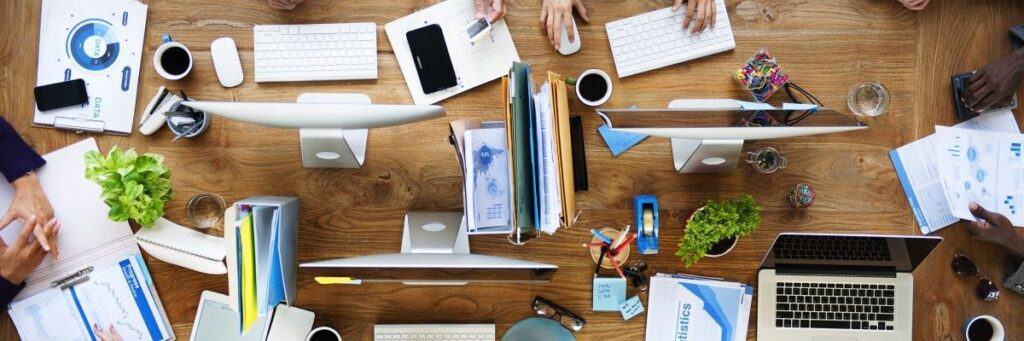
[407,24,457,94]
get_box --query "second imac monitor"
[181,93,445,168]
[597,99,867,173]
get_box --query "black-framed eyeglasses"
[532,296,586,333]
[782,82,821,126]
[952,254,1000,301]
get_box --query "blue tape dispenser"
[634,195,659,254]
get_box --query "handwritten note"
[593,276,627,311]
[619,295,644,320]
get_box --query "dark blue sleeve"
[0,116,46,183]
[0,276,24,308]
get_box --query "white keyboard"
[373,324,495,341]
[605,0,734,78]
[253,23,378,82]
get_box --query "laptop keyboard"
[775,282,895,331]
[773,235,892,261]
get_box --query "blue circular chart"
[66,19,120,71]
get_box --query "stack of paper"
[645,274,753,341]
[890,110,1021,233]
[503,64,579,243]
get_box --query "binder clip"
[634,195,659,255]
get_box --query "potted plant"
[677,194,761,267]
[85,146,173,228]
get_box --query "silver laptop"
[757,233,941,340]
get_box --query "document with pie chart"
[34,0,147,134]
[935,126,1024,226]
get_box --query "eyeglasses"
[951,254,1000,301]
[532,296,586,333]
[782,82,822,126]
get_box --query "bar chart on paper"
[935,126,1024,226]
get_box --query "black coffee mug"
[964,315,1004,341]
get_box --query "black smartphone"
[34,79,88,111]
[406,24,457,94]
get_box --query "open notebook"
[0,138,174,340]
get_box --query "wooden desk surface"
[2,0,1023,339]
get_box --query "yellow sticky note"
[314,277,354,285]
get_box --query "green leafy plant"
[84,146,172,228]
[677,194,761,267]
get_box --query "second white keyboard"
[605,0,735,78]
[374,324,495,341]
[253,23,378,82]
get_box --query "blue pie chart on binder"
[67,19,120,71]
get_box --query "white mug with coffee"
[153,34,193,80]
[965,315,1005,341]
[567,69,612,106]
[306,326,342,341]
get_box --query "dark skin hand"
[964,48,1024,112]
[968,203,1024,262]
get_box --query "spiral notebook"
[135,217,227,274]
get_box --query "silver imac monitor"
[300,212,558,285]
[596,99,867,173]
[180,93,445,168]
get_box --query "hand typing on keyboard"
[673,0,717,33]
[474,0,507,23]
[540,0,590,49]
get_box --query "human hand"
[267,0,304,10]
[898,0,929,11]
[540,0,590,49]
[474,0,507,23]
[968,203,1024,261]
[0,216,59,284]
[673,0,716,34]
[93,324,123,341]
[1,173,58,259]
[964,50,1024,112]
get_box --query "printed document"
[464,128,512,231]
[935,125,1024,226]
[890,110,1020,233]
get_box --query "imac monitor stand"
[299,212,558,285]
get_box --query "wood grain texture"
[0,0,1022,340]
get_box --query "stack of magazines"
[645,273,753,341]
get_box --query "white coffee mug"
[964,315,1005,341]
[306,326,342,341]
[570,69,613,106]
[153,34,193,80]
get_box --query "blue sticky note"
[593,276,627,311]
[619,295,644,320]
[598,124,647,156]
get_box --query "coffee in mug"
[569,69,612,106]
[965,315,1005,341]
[306,326,342,341]
[153,34,193,80]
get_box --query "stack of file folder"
[645,273,753,341]
[503,63,580,243]
[225,196,299,335]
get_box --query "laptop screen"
[759,233,941,273]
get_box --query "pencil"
[582,241,609,248]
[595,246,607,274]
[605,249,626,278]
[610,233,636,256]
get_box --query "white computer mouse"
[558,18,581,55]
[211,37,243,88]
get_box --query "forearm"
[0,117,46,183]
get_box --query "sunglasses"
[782,82,821,126]
[951,254,1000,301]
[532,296,586,333]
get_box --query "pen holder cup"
[735,48,788,103]
[590,227,630,269]
[166,101,210,139]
